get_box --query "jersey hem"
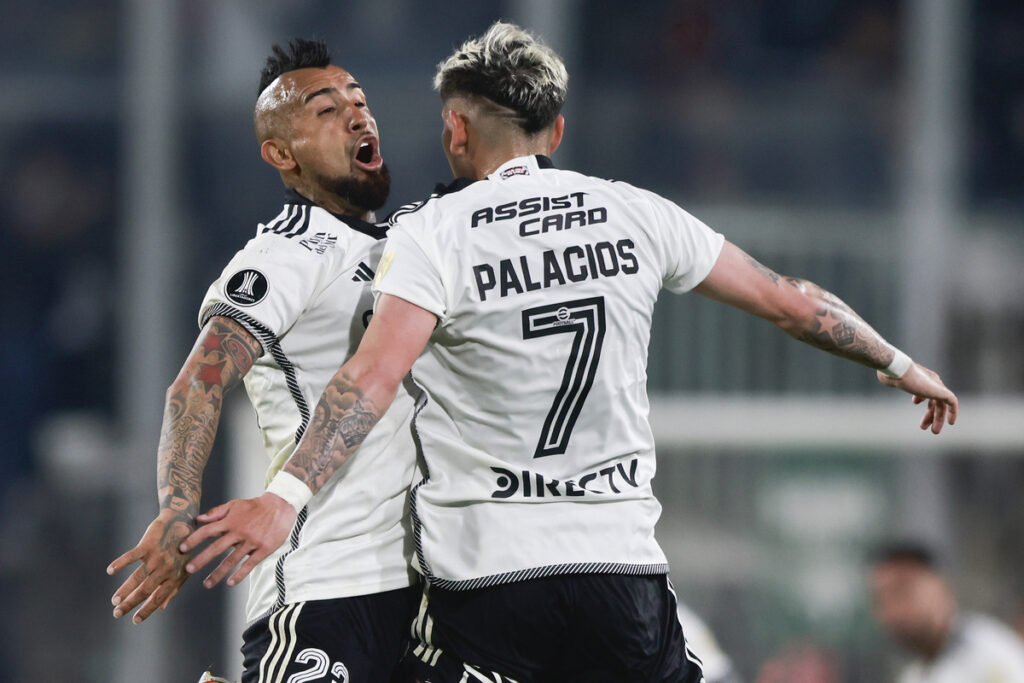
[423,561,671,592]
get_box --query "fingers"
[180,521,224,555]
[920,401,936,431]
[131,582,176,624]
[196,502,232,524]
[107,546,145,576]
[117,561,170,617]
[185,528,241,576]
[111,565,149,617]
[202,547,243,588]
[947,394,958,425]
[226,548,268,587]
[929,400,945,434]
[160,586,180,610]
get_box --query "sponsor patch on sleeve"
[373,249,395,286]
[225,268,268,306]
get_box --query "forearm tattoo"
[742,255,895,369]
[786,277,896,369]
[745,254,781,286]
[157,317,263,515]
[284,371,383,495]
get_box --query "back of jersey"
[375,154,723,589]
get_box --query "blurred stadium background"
[1,0,1021,681]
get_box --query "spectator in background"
[870,541,1024,682]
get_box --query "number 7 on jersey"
[521,296,607,458]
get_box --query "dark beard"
[316,163,391,213]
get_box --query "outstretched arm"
[694,241,958,432]
[180,294,437,588]
[107,316,263,623]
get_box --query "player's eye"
[355,101,367,109]
[318,106,336,116]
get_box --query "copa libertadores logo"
[225,269,268,306]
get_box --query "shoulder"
[896,664,921,683]
[247,203,371,259]
[962,614,1024,659]
[387,177,479,227]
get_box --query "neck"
[470,142,548,180]
[289,182,372,221]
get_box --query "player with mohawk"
[108,38,419,683]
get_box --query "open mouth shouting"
[353,135,383,172]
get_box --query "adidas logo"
[351,262,375,282]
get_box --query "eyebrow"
[303,82,363,104]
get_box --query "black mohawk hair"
[258,38,331,95]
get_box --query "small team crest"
[225,268,268,306]
[500,165,529,179]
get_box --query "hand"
[179,492,297,589]
[107,509,194,624]
[877,362,959,434]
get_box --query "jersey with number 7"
[374,154,724,590]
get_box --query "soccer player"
[182,22,958,682]
[106,39,419,682]
[870,542,1024,682]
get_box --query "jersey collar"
[487,154,556,182]
[284,187,388,240]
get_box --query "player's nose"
[348,105,371,132]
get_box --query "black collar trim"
[432,176,477,196]
[284,188,388,240]
[535,155,555,169]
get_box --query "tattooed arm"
[179,294,438,589]
[107,316,263,623]
[695,241,957,431]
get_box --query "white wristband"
[266,471,313,513]
[881,348,913,379]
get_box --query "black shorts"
[241,586,419,683]
[408,574,704,683]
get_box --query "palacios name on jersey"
[473,237,640,301]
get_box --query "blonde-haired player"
[183,21,957,682]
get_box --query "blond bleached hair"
[434,21,568,134]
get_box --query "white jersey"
[374,154,724,589]
[898,614,1024,683]
[200,189,418,622]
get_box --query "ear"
[261,139,297,172]
[446,109,470,157]
[547,115,565,155]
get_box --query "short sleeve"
[372,222,447,320]
[198,238,328,352]
[646,191,725,294]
